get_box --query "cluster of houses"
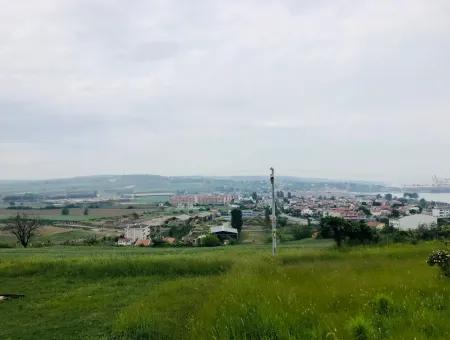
[169,194,238,209]
[117,191,450,247]
[117,211,238,247]
[280,192,450,231]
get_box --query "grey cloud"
[1,0,450,183]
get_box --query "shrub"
[347,315,373,340]
[83,236,99,246]
[293,226,311,240]
[371,294,393,316]
[201,234,221,247]
[427,250,450,277]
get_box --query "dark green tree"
[320,216,347,247]
[264,206,271,225]
[358,205,371,216]
[231,208,243,233]
[391,209,400,218]
[251,192,258,202]
[419,198,427,209]
[61,207,70,215]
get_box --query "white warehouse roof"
[210,225,238,234]
[397,214,437,230]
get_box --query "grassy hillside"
[0,241,448,339]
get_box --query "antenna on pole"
[270,167,277,256]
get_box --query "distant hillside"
[0,174,395,196]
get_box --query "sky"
[1,0,450,184]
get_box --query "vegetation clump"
[371,294,394,316]
[201,234,221,247]
[347,315,373,340]
[427,249,450,277]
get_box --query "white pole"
[270,167,277,256]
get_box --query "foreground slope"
[0,240,448,339]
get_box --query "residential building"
[124,225,150,241]
[170,194,237,207]
[432,208,450,218]
[391,214,437,230]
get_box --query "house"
[117,238,134,246]
[391,214,438,230]
[135,239,152,247]
[367,221,385,230]
[162,236,176,245]
[432,208,450,218]
[210,225,238,240]
[124,225,150,241]
[242,210,257,218]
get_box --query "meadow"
[0,208,150,220]
[0,240,448,339]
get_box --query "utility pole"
[270,167,277,256]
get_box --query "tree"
[251,192,258,202]
[384,193,393,201]
[202,234,221,247]
[293,226,311,240]
[419,198,427,209]
[277,216,288,227]
[264,206,271,225]
[391,209,400,218]
[61,207,70,215]
[7,214,40,248]
[320,216,347,247]
[83,207,89,216]
[231,208,243,233]
[320,217,375,247]
[358,205,371,216]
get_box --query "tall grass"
[0,256,232,279]
[1,242,449,339]
[110,242,449,339]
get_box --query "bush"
[293,226,311,240]
[371,294,393,316]
[83,236,99,246]
[201,234,221,247]
[427,250,450,277]
[347,315,373,340]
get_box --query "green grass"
[0,229,108,247]
[0,241,449,339]
[0,214,96,222]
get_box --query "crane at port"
[432,175,450,186]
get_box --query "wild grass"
[0,241,449,339]
[0,256,232,279]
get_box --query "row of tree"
[319,216,377,247]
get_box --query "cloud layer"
[1,0,450,184]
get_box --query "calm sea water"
[413,193,450,204]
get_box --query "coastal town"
[115,189,450,247]
[2,173,450,249]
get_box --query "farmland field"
[0,241,449,339]
[0,208,150,219]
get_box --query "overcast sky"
[1,1,450,184]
